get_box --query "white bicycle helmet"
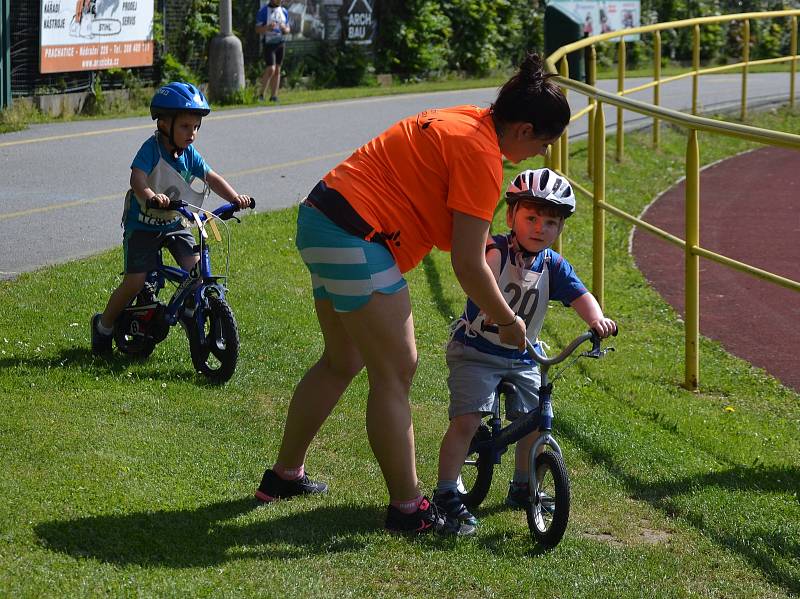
[505,168,576,218]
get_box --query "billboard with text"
[40,0,154,74]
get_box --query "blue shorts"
[295,203,407,312]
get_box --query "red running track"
[631,146,800,391]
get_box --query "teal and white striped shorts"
[295,202,407,312]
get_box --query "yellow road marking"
[0,151,350,222]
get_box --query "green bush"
[376,0,452,80]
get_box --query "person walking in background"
[253,53,571,536]
[256,0,290,103]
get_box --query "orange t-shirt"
[322,105,503,273]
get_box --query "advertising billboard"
[550,0,641,41]
[260,0,374,44]
[40,0,154,74]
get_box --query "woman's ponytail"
[491,52,570,139]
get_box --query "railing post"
[789,17,797,108]
[742,19,750,121]
[559,56,570,178]
[593,102,606,310]
[549,101,562,254]
[653,30,661,148]
[692,24,700,115]
[588,45,597,179]
[684,129,700,390]
[617,39,625,161]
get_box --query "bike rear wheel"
[526,450,570,547]
[458,423,495,509]
[187,295,239,383]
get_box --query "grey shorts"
[446,340,541,420]
[122,228,197,274]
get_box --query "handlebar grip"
[248,197,256,209]
[146,197,185,210]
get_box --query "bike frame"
[469,332,605,499]
[142,203,236,332]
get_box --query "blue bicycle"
[457,329,616,547]
[113,198,254,384]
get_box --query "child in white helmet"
[433,167,616,527]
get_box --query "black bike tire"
[459,426,495,509]
[526,450,570,548]
[187,295,239,384]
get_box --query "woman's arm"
[451,211,526,348]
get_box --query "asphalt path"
[0,72,796,279]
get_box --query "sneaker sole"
[254,490,277,503]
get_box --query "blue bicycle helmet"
[150,82,211,120]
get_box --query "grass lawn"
[1,107,798,597]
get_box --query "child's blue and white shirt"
[451,233,588,364]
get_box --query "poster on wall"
[40,0,154,74]
[259,0,373,44]
[549,0,641,41]
[260,1,326,41]
[344,0,374,45]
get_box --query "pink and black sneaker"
[385,497,476,536]
[255,469,328,503]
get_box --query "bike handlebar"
[526,326,617,367]
[145,198,256,220]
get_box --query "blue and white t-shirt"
[122,135,209,232]
[256,4,289,44]
[452,234,588,362]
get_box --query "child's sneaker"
[505,481,531,509]
[90,313,113,355]
[432,489,478,526]
[254,468,328,502]
[385,497,476,536]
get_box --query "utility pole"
[208,0,245,101]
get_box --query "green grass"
[1,107,799,598]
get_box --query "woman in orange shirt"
[255,53,570,535]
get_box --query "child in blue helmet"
[91,82,252,355]
[433,167,616,527]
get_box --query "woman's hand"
[498,315,527,349]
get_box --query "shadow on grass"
[559,418,800,594]
[35,497,550,566]
[35,498,381,567]
[420,255,457,324]
[0,346,198,380]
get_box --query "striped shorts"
[295,202,407,312]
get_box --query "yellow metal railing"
[545,10,800,390]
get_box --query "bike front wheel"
[458,423,494,509]
[526,450,570,548]
[186,295,239,383]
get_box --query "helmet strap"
[155,118,183,158]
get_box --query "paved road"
[1,72,797,279]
